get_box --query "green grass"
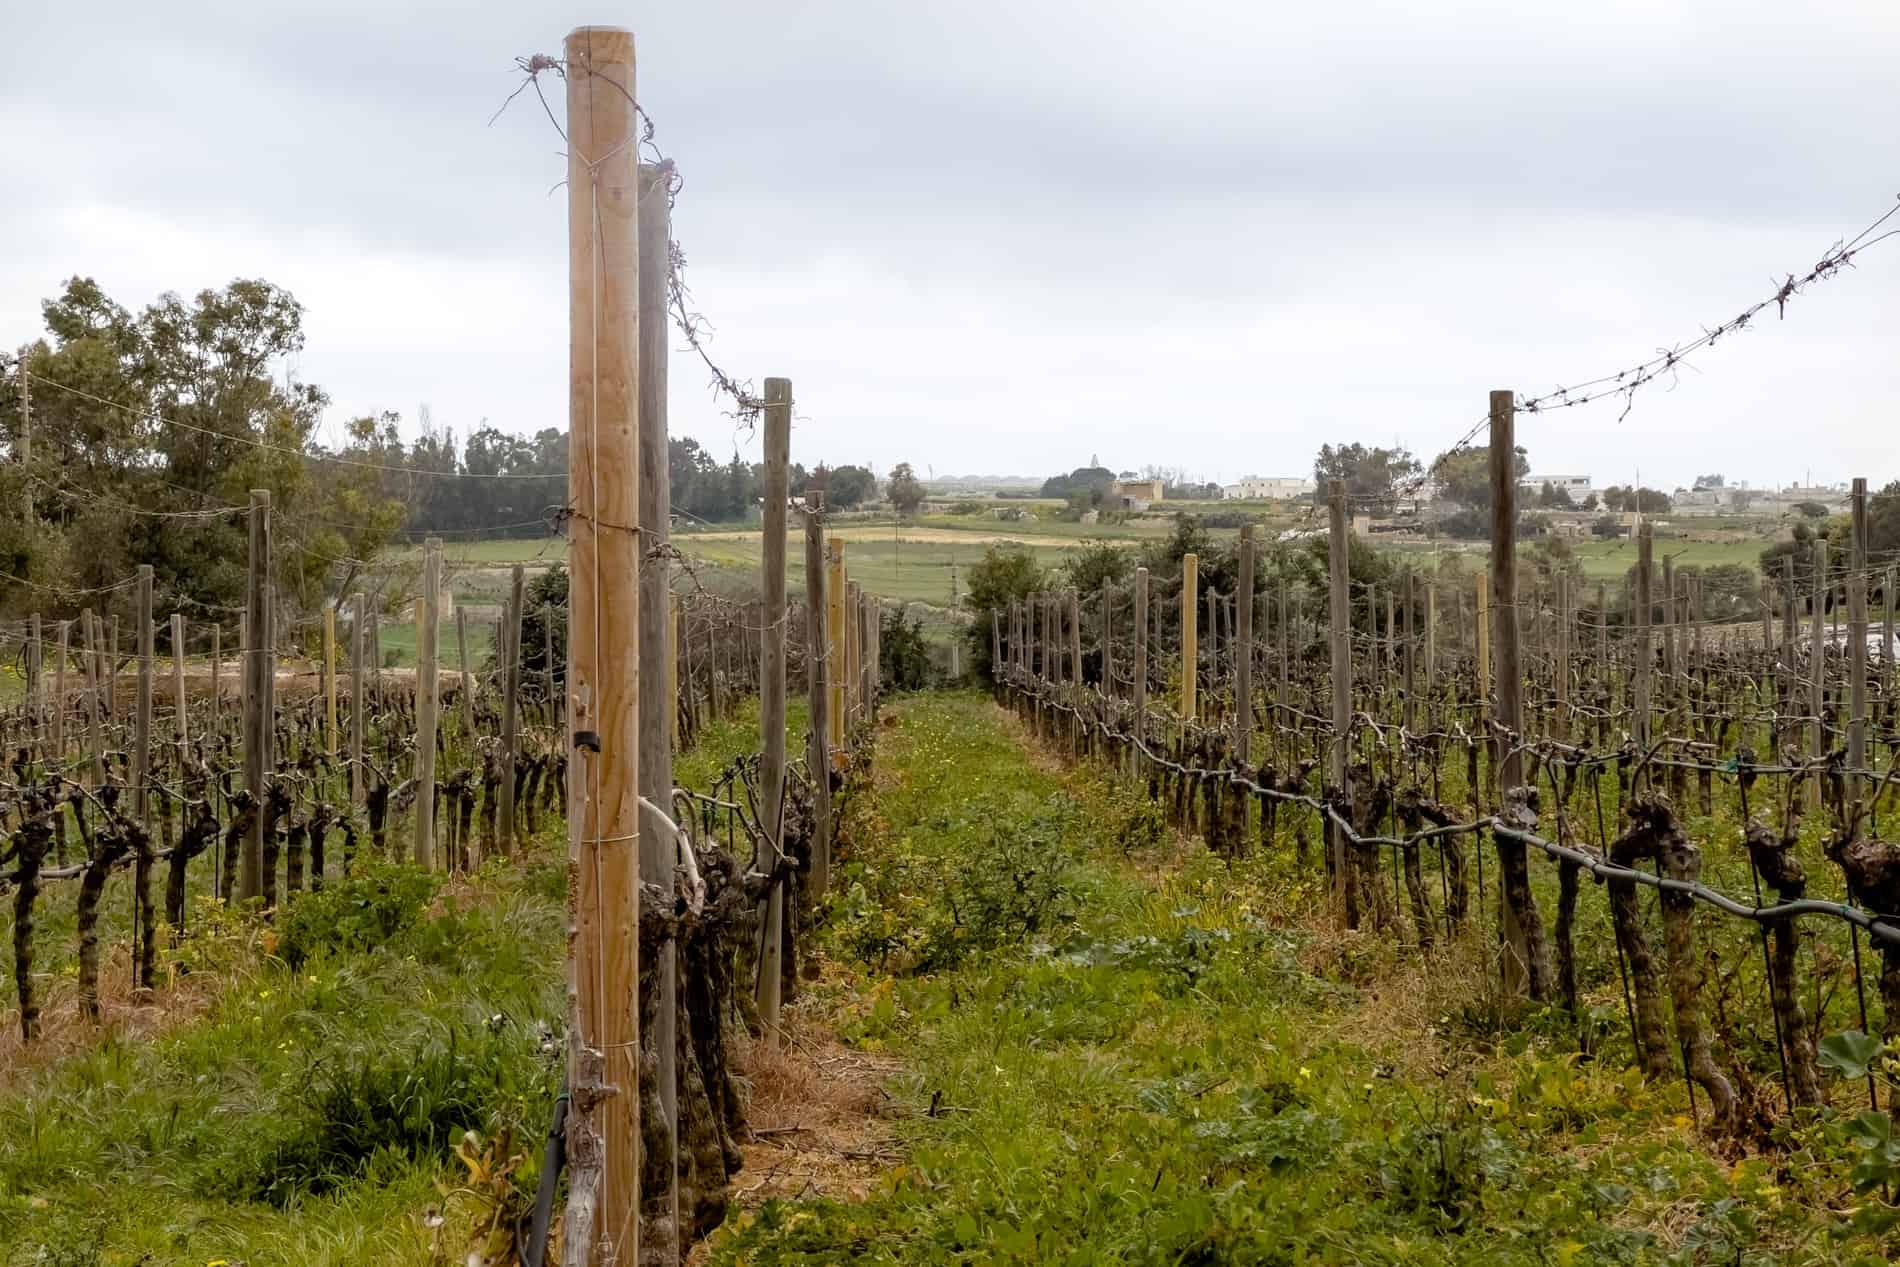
[372,616,494,671]
[0,700,807,1265]
[1558,535,1769,580]
[709,692,1900,1266]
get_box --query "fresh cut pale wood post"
[561,23,642,1263]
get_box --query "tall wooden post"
[351,594,366,808]
[16,347,30,522]
[1326,479,1352,916]
[133,566,153,825]
[241,490,272,903]
[631,158,678,1255]
[26,613,40,751]
[562,25,642,1262]
[323,604,338,757]
[53,620,68,767]
[1133,567,1150,741]
[416,538,442,868]
[1554,573,1570,742]
[543,602,558,730]
[756,378,792,1041]
[1849,478,1868,776]
[1812,538,1827,784]
[827,544,847,765]
[803,496,831,897]
[455,607,475,747]
[1181,553,1199,731]
[170,614,187,749]
[1489,389,1538,999]
[1634,525,1654,758]
[500,567,524,851]
[1476,574,1491,736]
[1235,527,1255,764]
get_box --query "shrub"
[916,799,1084,971]
[879,608,935,690]
[276,863,441,969]
[223,1027,549,1204]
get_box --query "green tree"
[887,462,926,516]
[962,543,1046,680]
[824,464,877,509]
[1,276,406,627]
[1312,443,1421,514]
[879,607,933,690]
[1429,445,1528,510]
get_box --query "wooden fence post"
[1554,573,1570,742]
[1181,552,1199,734]
[827,544,847,765]
[756,378,791,1038]
[501,567,524,852]
[1133,567,1150,751]
[1634,523,1654,759]
[562,24,642,1256]
[171,614,187,751]
[1811,536,1827,803]
[320,605,340,759]
[455,606,475,747]
[1849,478,1868,776]
[416,538,441,868]
[241,490,272,903]
[351,593,366,809]
[26,613,40,751]
[632,155,680,1262]
[1490,389,1544,1000]
[53,619,68,769]
[804,495,831,897]
[1326,479,1351,921]
[133,565,155,987]
[1236,527,1255,765]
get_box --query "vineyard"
[6,12,1900,1267]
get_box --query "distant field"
[1558,536,1768,580]
[390,515,1781,609]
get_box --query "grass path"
[711,692,1881,1266]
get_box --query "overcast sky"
[4,0,1896,491]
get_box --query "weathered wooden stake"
[756,378,791,1039]
[1236,527,1255,765]
[241,490,272,903]
[501,567,524,852]
[416,538,441,868]
[1326,480,1351,918]
[1182,552,1199,732]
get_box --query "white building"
[1222,477,1315,500]
[1520,474,1594,501]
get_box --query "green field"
[391,513,1783,614]
[1558,535,1768,579]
